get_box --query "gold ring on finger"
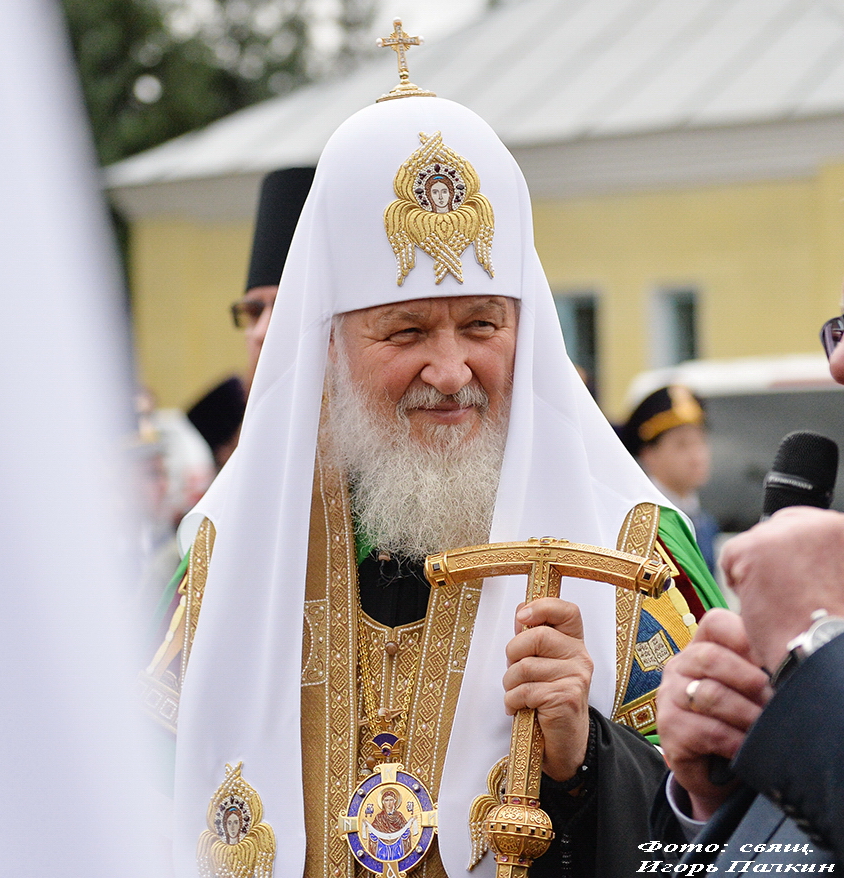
[685,678,703,712]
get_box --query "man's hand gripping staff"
[425,537,671,877]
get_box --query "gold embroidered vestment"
[140,443,700,878]
[301,444,481,878]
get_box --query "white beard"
[326,351,509,562]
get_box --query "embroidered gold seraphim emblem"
[384,131,495,285]
[197,763,276,878]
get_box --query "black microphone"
[761,430,838,519]
[709,430,839,786]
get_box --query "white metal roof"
[106,0,844,195]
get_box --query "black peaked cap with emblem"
[620,385,706,458]
[246,167,316,291]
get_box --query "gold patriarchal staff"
[424,537,671,877]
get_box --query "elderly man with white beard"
[145,33,725,878]
[328,297,513,570]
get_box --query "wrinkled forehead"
[303,97,532,316]
[338,294,518,329]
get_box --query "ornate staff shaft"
[424,537,671,877]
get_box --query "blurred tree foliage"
[61,0,376,167]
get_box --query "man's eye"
[231,299,267,328]
[389,327,421,340]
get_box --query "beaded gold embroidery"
[197,763,276,878]
[384,131,494,286]
[302,435,483,878]
[612,503,659,722]
[613,503,698,735]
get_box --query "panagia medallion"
[338,761,437,877]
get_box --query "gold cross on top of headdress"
[376,19,436,102]
[378,19,421,77]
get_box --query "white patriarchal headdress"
[174,91,670,877]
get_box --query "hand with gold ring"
[656,609,773,821]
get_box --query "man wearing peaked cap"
[621,386,720,574]
[157,25,725,878]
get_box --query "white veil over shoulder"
[174,95,671,878]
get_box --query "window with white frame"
[651,287,699,369]
[554,292,599,396]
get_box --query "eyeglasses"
[820,315,844,359]
[230,298,271,329]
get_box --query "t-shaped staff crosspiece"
[424,537,671,877]
[376,19,436,102]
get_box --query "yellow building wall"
[817,161,844,310]
[131,218,253,409]
[129,160,844,418]
[535,163,844,420]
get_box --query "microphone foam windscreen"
[762,430,839,517]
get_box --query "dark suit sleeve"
[533,708,669,878]
[733,632,844,860]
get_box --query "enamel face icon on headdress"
[384,131,495,285]
[197,763,276,878]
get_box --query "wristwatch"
[770,609,844,688]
